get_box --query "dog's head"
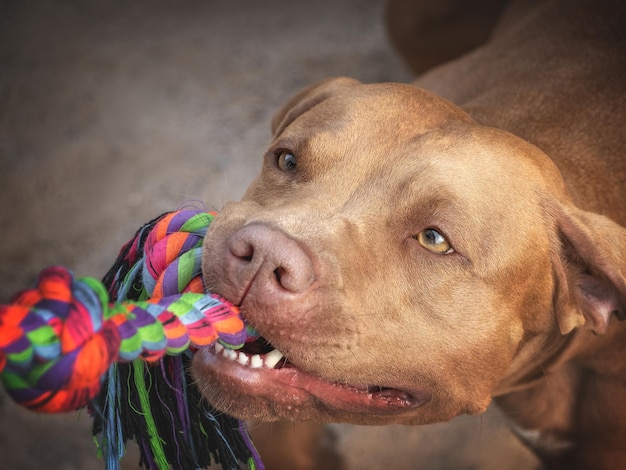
[193,78,626,425]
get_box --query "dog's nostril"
[274,267,286,284]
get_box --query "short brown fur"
[193,1,626,468]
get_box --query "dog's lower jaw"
[190,345,501,426]
[192,345,427,422]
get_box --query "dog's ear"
[552,203,626,335]
[271,77,361,136]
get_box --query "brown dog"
[192,0,626,468]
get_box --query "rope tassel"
[0,208,263,470]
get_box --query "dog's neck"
[492,327,575,396]
[493,320,626,463]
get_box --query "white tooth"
[226,349,238,361]
[264,349,284,369]
[250,354,263,369]
[237,352,249,365]
[215,343,224,354]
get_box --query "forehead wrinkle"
[282,116,471,231]
[285,83,471,146]
[403,125,547,214]
[416,141,554,280]
[378,129,550,264]
[277,88,549,242]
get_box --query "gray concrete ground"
[0,1,539,468]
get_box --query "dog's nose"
[226,224,315,301]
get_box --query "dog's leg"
[249,421,345,470]
[385,0,510,74]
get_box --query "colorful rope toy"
[0,208,263,470]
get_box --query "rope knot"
[0,208,252,413]
[0,266,119,411]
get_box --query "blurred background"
[0,0,539,468]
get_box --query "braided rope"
[0,209,253,414]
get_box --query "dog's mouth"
[194,333,429,420]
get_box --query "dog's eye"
[416,228,454,254]
[277,151,297,172]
